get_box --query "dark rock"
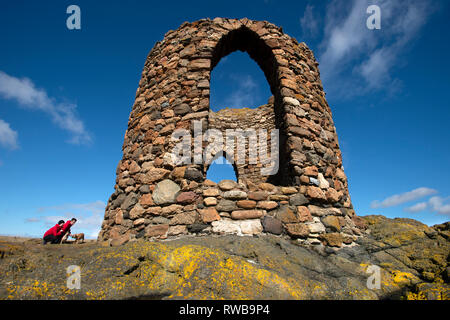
[150,111,162,120]
[112,193,127,208]
[275,206,298,223]
[216,199,238,212]
[184,167,203,182]
[188,223,208,233]
[152,216,171,225]
[444,267,450,283]
[306,152,320,166]
[151,145,163,155]
[174,103,191,116]
[262,216,283,235]
[289,193,308,206]
[139,185,151,194]
[120,193,138,211]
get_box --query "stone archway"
[99,18,364,248]
[205,150,239,183]
[209,25,289,185]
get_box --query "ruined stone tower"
[98,18,366,247]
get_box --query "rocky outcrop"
[0,216,448,300]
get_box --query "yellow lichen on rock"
[1,217,448,300]
[132,243,310,300]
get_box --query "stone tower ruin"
[98,18,366,247]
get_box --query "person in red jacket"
[60,218,77,243]
[43,220,65,244]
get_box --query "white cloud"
[403,196,450,216]
[28,201,106,239]
[224,74,259,108]
[371,187,438,208]
[300,5,320,38]
[0,119,19,150]
[0,71,92,145]
[404,201,428,213]
[317,0,435,96]
[374,188,450,217]
[358,47,394,89]
[320,0,370,70]
[429,196,450,216]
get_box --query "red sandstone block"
[231,210,264,220]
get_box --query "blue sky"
[1,0,449,238]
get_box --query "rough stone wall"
[208,101,276,185]
[98,17,363,247]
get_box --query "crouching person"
[43,220,65,244]
[60,218,77,243]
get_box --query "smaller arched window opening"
[205,153,238,184]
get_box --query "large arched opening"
[208,26,289,186]
[209,50,271,111]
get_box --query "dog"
[70,233,85,244]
